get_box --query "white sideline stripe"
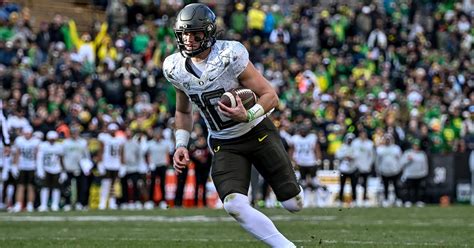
[0,215,336,222]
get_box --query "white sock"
[281,186,304,213]
[109,197,117,207]
[52,189,61,208]
[99,179,112,208]
[6,185,14,205]
[223,193,294,248]
[303,188,312,207]
[40,188,50,208]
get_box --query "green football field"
[0,205,473,247]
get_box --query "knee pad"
[281,186,304,213]
[223,193,250,217]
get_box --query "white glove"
[98,162,106,176]
[11,166,19,179]
[80,159,93,176]
[37,169,45,179]
[59,172,68,184]
[118,166,127,178]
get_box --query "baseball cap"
[107,123,119,131]
[22,126,33,134]
[46,131,59,140]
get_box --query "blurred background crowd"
[0,0,473,211]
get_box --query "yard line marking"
[0,215,336,222]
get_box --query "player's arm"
[238,61,279,112]
[315,142,323,164]
[218,61,278,122]
[174,88,193,142]
[173,88,193,173]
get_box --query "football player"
[164,4,303,247]
[11,126,41,212]
[37,131,66,212]
[289,122,323,207]
[97,123,125,210]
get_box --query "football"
[219,88,258,110]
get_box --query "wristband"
[246,104,265,122]
[175,129,190,149]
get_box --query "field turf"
[0,205,473,247]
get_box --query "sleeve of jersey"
[230,42,250,77]
[98,133,107,142]
[163,56,184,91]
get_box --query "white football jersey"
[98,133,125,170]
[163,40,265,139]
[37,141,64,174]
[62,138,89,173]
[291,133,318,167]
[14,136,40,171]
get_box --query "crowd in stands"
[0,0,473,211]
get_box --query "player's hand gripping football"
[218,95,248,122]
[173,147,190,174]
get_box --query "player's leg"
[349,172,358,203]
[211,139,295,248]
[156,165,167,208]
[108,171,119,209]
[50,173,61,211]
[174,166,188,207]
[339,173,347,203]
[251,119,303,213]
[360,172,369,201]
[5,173,16,209]
[298,166,312,207]
[39,174,50,212]
[99,170,112,210]
[25,171,35,212]
[120,174,129,208]
[13,170,27,212]
[147,167,157,207]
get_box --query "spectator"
[335,133,357,206]
[376,134,403,207]
[352,129,375,206]
[401,139,429,207]
[146,127,170,209]
[62,125,91,211]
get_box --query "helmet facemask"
[174,3,217,58]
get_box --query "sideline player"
[289,122,323,207]
[164,3,303,247]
